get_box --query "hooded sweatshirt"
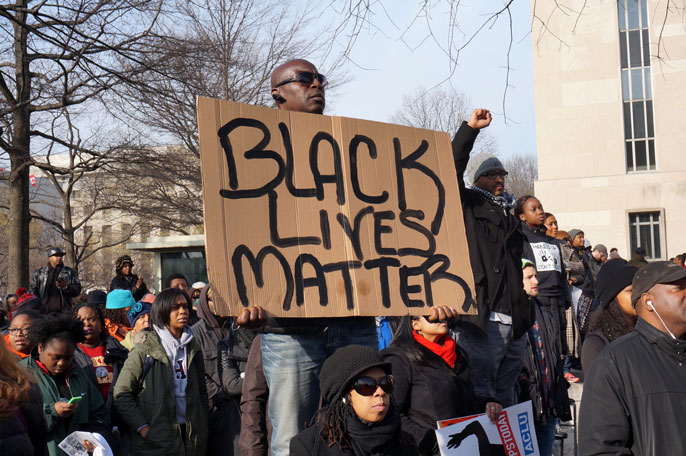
[153,324,194,424]
[521,223,568,298]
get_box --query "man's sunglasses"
[352,375,394,396]
[274,71,327,88]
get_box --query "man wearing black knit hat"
[450,110,532,407]
[579,261,686,455]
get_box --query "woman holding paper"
[21,313,108,456]
[381,315,502,456]
[290,345,419,456]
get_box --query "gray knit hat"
[319,345,391,404]
[470,153,506,183]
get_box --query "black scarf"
[345,410,400,456]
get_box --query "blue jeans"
[535,417,559,456]
[454,320,527,406]
[261,318,378,456]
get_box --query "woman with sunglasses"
[290,345,418,456]
[381,315,502,456]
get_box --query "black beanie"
[595,258,638,309]
[319,345,391,405]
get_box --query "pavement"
[555,368,584,456]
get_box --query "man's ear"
[640,293,655,311]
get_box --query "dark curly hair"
[28,313,85,347]
[588,299,634,342]
[104,308,130,328]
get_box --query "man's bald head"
[271,59,325,114]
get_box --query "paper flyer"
[436,400,540,456]
[58,431,112,456]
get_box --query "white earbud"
[342,397,346,404]
[647,300,677,340]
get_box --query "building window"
[618,0,656,172]
[628,211,662,259]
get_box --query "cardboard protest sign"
[436,401,539,456]
[196,96,476,317]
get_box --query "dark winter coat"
[0,383,48,456]
[192,316,252,456]
[451,122,533,339]
[29,264,81,313]
[22,354,107,456]
[109,274,148,302]
[518,298,571,426]
[381,345,481,455]
[289,415,419,456]
[113,329,209,456]
[238,336,270,456]
[579,318,686,455]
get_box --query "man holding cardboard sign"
[263,59,459,456]
[196,57,479,455]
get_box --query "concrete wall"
[531,0,686,259]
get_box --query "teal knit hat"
[106,289,136,309]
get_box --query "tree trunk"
[8,153,31,290]
[8,0,32,291]
[63,196,77,272]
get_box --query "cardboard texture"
[196,96,476,317]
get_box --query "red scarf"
[412,330,457,368]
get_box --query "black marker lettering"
[336,206,374,261]
[218,118,285,199]
[231,245,294,311]
[398,210,436,257]
[279,122,316,198]
[310,132,345,204]
[349,135,389,204]
[294,254,328,307]
[319,210,331,250]
[373,211,396,256]
[393,138,446,235]
[364,257,401,308]
[399,264,429,308]
[268,191,321,248]
[322,261,362,310]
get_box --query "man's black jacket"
[579,318,686,455]
[451,122,533,340]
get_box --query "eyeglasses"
[274,71,327,88]
[8,327,30,335]
[352,375,394,396]
[483,171,508,179]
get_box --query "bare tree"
[503,152,537,198]
[27,109,142,270]
[390,85,498,155]
[110,0,339,233]
[0,0,163,290]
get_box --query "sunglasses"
[352,375,394,396]
[274,71,327,88]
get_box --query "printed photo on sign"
[530,242,561,273]
[435,401,539,456]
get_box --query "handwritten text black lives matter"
[217,117,472,314]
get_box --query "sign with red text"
[436,401,540,456]
[196,96,476,317]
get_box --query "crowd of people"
[1,58,686,456]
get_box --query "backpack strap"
[134,355,155,396]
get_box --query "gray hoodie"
[153,324,195,424]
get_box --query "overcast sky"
[322,1,537,159]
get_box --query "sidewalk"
[556,369,583,456]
